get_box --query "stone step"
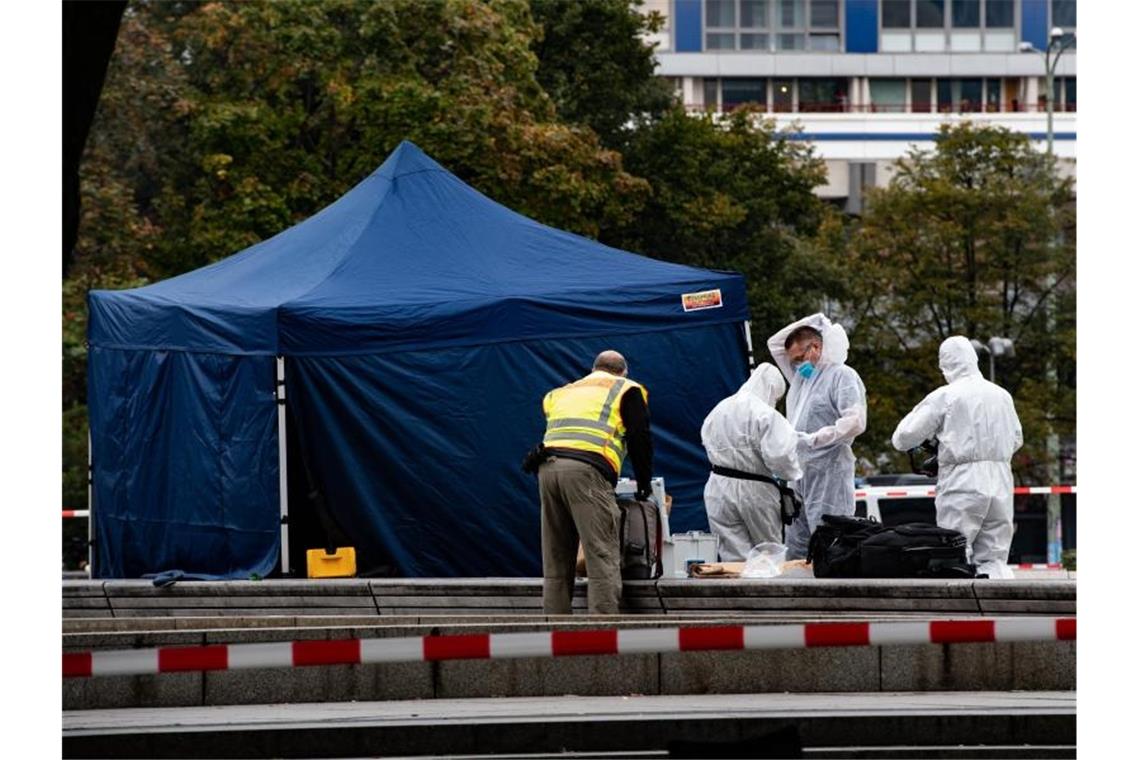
[64,578,1075,619]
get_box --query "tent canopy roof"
[89,141,748,355]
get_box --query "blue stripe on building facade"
[1021,0,1049,50]
[845,0,879,53]
[674,0,703,53]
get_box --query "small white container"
[661,531,720,578]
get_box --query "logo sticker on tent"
[681,289,723,312]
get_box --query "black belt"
[711,465,802,527]
[711,464,781,487]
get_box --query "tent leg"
[743,320,755,368]
[87,429,93,579]
[276,356,290,576]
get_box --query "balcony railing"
[690,101,1076,114]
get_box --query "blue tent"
[87,141,751,579]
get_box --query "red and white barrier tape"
[62,510,89,519]
[63,617,1075,679]
[1015,563,1064,570]
[854,485,1076,499]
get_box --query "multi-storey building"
[644,0,1076,211]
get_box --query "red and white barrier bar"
[63,617,1075,679]
[854,485,1076,499]
[1015,563,1064,570]
[62,510,89,519]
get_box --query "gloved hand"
[796,431,815,449]
[635,486,652,501]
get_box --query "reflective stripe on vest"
[542,372,647,475]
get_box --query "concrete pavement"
[64,691,1076,758]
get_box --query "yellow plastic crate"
[306,547,357,578]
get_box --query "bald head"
[593,350,628,377]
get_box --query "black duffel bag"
[808,515,978,579]
[807,514,886,578]
[859,523,977,578]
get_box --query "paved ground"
[64,691,1075,758]
[64,691,1076,733]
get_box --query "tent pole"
[743,320,755,368]
[276,356,290,576]
[87,429,93,578]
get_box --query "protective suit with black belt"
[767,314,867,560]
[891,336,1023,579]
[701,363,803,561]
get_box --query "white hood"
[939,336,983,383]
[767,312,850,384]
[739,362,786,408]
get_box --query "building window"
[799,77,848,111]
[937,78,984,112]
[1050,76,1076,112]
[701,77,875,113]
[915,0,944,27]
[869,78,907,112]
[703,78,720,110]
[779,0,806,27]
[703,0,840,51]
[741,32,771,48]
[810,0,839,26]
[707,0,737,27]
[722,78,768,110]
[1050,0,1076,49]
[875,0,1021,51]
[986,0,1014,27]
[911,78,933,111]
[741,0,769,48]
[985,78,1002,111]
[741,0,769,27]
[778,31,807,49]
[882,0,911,26]
[951,0,979,27]
[773,79,794,111]
[880,0,1017,52]
[1051,0,1076,27]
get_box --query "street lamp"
[969,337,1015,383]
[1020,27,1075,157]
[1019,29,1073,567]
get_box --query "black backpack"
[807,514,886,578]
[859,523,977,578]
[807,514,978,579]
[617,498,662,580]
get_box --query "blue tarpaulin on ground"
[87,141,750,578]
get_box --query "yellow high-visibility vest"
[542,371,648,476]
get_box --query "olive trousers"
[538,456,622,614]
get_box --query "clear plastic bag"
[741,542,788,578]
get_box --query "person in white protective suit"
[701,363,803,561]
[767,314,867,560]
[891,336,1023,580]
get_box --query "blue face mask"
[795,361,816,380]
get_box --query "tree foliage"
[836,123,1076,480]
[531,0,675,148]
[608,107,837,342]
